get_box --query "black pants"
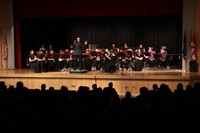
[29,62,39,72]
[74,54,82,70]
[37,61,46,72]
[134,60,144,71]
[104,62,116,73]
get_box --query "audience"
[0,81,199,131]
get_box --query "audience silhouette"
[0,81,199,131]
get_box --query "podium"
[189,60,197,72]
[69,53,88,73]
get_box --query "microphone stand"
[117,52,126,75]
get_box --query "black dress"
[134,53,144,71]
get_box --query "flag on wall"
[191,30,196,61]
[3,29,8,61]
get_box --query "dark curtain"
[20,15,182,68]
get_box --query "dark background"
[13,0,183,68]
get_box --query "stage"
[0,68,200,96]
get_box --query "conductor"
[73,37,84,70]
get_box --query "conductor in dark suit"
[73,37,84,70]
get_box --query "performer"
[69,44,74,51]
[36,50,47,72]
[104,49,117,73]
[134,48,144,71]
[147,47,156,67]
[95,49,102,70]
[69,49,75,69]
[124,44,133,70]
[123,43,129,50]
[28,49,39,72]
[39,44,46,53]
[158,46,168,68]
[73,37,84,70]
[58,50,66,70]
[117,49,127,71]
[110,43,119,53]
[46,44,54,54]
[138,43,145,53]
[64,49,71,70]
[98,49,105,72]
[83,40,89,51]
[46,49,56,72]
[82,49,92,70]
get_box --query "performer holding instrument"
[104,49,117,73]
[158,46,168,68]
[46,49,56,72]
[28,50,39,72]
[27,39,180,73]
[147,47,156,67]
[134,47,144,71]
[36,50,47,72]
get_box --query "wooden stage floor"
[0,68,200,96]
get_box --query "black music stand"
[63,53,70,59]
[90,51,98,57]
[53,53,59,60]
[60,53,70,72]
[82,54,89,59]
[117,52,126,75]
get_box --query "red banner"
[191,30,196,61]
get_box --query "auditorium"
[0,0,200,131]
